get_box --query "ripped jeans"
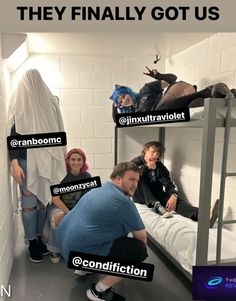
[19,159,46,240]
[46,204,64,253]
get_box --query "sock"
[29,238,37,245]
[95,281,110,292]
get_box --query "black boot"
[28,239,43,263]
[37,236,49,256]
[230,88,236,98]
[211,83,231,98]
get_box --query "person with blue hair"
[109,85,139,114]
[110,67,177,120]
[110,67,234,121]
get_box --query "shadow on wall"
[170,148,191,204]
[223,207,234,231]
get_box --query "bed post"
[196,98,218,265]
[159,128,165,162]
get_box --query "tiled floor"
[7,236,192,301]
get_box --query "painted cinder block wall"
[164,33,236,231]
[13,34,165,181]
[12,33,236,232]
[0,35,18,294]
[2,32,236,292]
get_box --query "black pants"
[108,237,148,262]
[133,178,198,221]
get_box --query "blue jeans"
[19,159,46,240]
[46,204,64,253]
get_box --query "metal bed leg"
[159,128,165,162]
[216,95,234,264]
[196,98,218,265]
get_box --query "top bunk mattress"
[190,103,236,121]
[135,203,236,274]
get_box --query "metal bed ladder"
[216,94,236,264]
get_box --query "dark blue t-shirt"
[57,181,145,261]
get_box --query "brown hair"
[141,141,165,157]
[110,162,140,180]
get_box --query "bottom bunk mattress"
[135,203,236,274]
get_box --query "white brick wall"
[2,33,235,288]
[10,35,236,226]
[0,36,18,294]
[164,33,236,231]
[12,40,166,184]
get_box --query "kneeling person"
[57,162,148,301]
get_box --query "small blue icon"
[205,276,223,289]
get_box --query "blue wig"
[109,85,139,106]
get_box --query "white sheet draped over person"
[7,69,67,263]
[8,69,67,206]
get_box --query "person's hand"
[143,66,159,79]
[166,195,177,212]
[146,158,157,170]
[11,160,25,185]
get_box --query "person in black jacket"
[110,68,178,121]
[131,141,199,220]
[110,67,233,121]
[131,141,220,227]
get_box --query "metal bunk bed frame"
[114,97,236,279]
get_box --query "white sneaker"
[49,252,60,264]
[154,202,173,218]
[87,284,125,301]
[74,269,93,276]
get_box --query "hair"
[141,141,166,157]
[109,85,138,106]
[110,162,140,180]
[65,148,88,173]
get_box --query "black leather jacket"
[131,155,178,196]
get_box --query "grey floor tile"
[7,236,192,301]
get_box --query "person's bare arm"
[52,196,70,214]
[11,159,25,185]
[133,229,147,245]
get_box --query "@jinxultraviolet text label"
[68,251,154,282]
[115,108,190,128]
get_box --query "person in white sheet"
[8,69,67,263]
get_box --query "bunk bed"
[114,96,236,279]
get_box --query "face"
[144,146,160,163]
[68,153,84,175]
[115,170,140,197]
[119,94,133,107]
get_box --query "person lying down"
[110,66,235,120]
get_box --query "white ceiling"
[26,32,214,59]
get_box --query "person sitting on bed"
[110,67,233,119]
[131,141,219,228]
